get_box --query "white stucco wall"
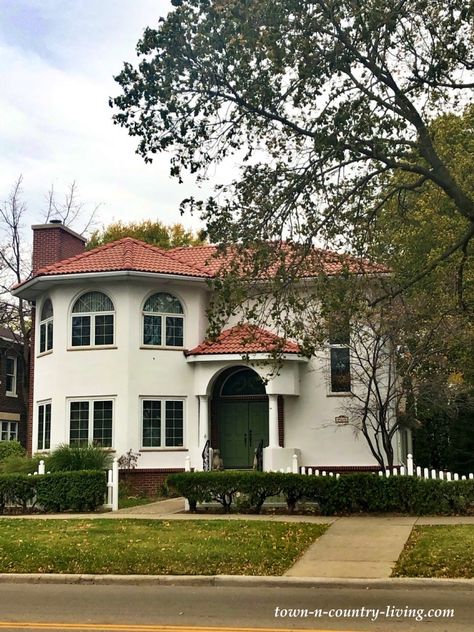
[31,275,400,470]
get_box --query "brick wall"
[32,223,86,273]
[119,468,185,497]
[0,341,27,447]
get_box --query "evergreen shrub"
[167,471,474,515]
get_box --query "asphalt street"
[0,583,472,632]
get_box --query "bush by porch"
[167,471,474,515]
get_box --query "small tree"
[87,220,206,250]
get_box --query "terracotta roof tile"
[186,324,300,356]
[34,238,211,278]
[21,238,388,289]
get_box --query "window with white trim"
[37,402,51,450]
[39,299,53,353]
[329,321,351,393]
[69,399,113,447]
[5,356,17,396]
[142,293,184,347]
[1,420,18,441]
[71,292,114,347]
[142,399,184,448]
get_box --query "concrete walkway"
[286,516,417,579]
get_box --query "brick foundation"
[119,468,185,496]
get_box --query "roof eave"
[185,352,307,363]
[12,269,211,300]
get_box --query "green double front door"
[217,400,269,469]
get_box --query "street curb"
[0,574,473,590]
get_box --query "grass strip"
[393,525,474,578]
[0,519,326,576]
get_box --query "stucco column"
[268,394,279,448]
[198,395,209,448]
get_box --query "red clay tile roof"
[21,237,388,287]
[186,324,300,356]
[33,238,210,279]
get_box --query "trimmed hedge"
[0,471,107,514]
[167,471,474,515]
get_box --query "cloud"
[0,1,215,239]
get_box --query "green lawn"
[0,519,327,576]
[393,525,474,578]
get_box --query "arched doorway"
[211,367,269,469]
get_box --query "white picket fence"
[299,454,474,481]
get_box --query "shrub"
[167,471,474,515]
[0,455,42,475]
[168,471,244,512]
[35,471,107,512]
[46,444,112,472]
[0,474,36,513]
[0,441,25,462]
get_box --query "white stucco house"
[13,222,405,489]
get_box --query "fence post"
[292,453,299,474]
[470,473,474,480]
[416,466,421,477]
[112,457,119,512]
[423,467,429,479]
[185,455,191,472]
[38,460,45,475]
[447,471,452,481]
[301,466,306,475]
[407,453,414,476]
[454,473,459,481]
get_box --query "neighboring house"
[0,326,27,447]
[13,222,404,489]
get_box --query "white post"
[301,466,306,475]
[268,394,279,448]
[309,467,313,475]
[112,457,119,512]
[400,465,405,476]
[198,395,209,448]
[385,469,390,477]
[469,473,474,480]
[439,470,444,480]
[431,468,437,479]
[378,471,383,477]
[393,467,398,476]
[447,471,452,481]
[461,475,466,480]
[407,453,414,477]
[454,473,459,481]
[38,460,45,475]
[292,453,299,474]
[416,466,421,477]
[423,467,429,479]
[185,455,191,472]
[336,473,340,479]
[107,468,113,506]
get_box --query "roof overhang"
[12,270,210,301]
[185,353,308,363]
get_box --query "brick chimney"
[32,221,87,273]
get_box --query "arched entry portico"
[211,366,269,469]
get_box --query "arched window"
[39,298,53,353]
[220,368,266,397]
[71,291,115,347]
[143,292,184,347]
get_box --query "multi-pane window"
[5,357,17,396]
[69,399,113,447]
[71,292,114,347]
[143,293,184,347]
[1,421,18,441]
[329,320,351,393]
[37,402,51,450]
[39,299,53,353]
[142,399,184,448]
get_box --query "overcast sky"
[0,0,215,238]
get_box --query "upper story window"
[39,299,53,353]
[329,320,351,393]
[143,292,184,347]
[71,292,115,347]
[5,356,17,396]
